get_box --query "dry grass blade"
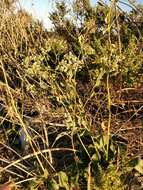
[0,0,143,189]
[0,148,76,173]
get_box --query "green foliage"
[0,0,143,189]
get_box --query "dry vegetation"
[0,0,143,189]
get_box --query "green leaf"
[47,179,59,190]
[59,171,69,190]
[95,69,105,87]
[134,158,143,174]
